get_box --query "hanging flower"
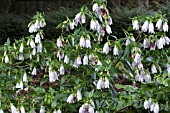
[151,65,157,74]
[153,103,159,113]
[92,3,99,12]
[55,109,62,113]
[156,39,163,49]
[57,51,64,60]
[69,21,75,30]
[88,106,94,113]
[5,55,9,64]
[49,67,58,82]
[104,77,109,88]
[106,25,112,34]
[19,43,24,53]
[40,106,45,113]
[107,16,113,25]
[103,42,110,54]
[79,104,86,113]
[156,19,163,30]
[37,43,42,53]
[35,33,41,43]
[16,81,23,90]
[67,94,76,104]
[144,100,150,109]
[80,36,86,47]
[60,65,65,75]
[90,19,97,30]
[0,109,4,113]
[77,56,82,65]
[113,45,119,55]
[64,55,69,64]
[34,20,40,29]
[57,38,63,48]
[143,38,150,48]
[32,67,37,75]
[11,103,17,113]
[132,20,139,30]
[97,79,103,90]
[134,53,141,63]
[145,73,151,83]
[150,103,155,112]
[32,48,36,56]
[142,20,149,32]
[81,14,86,24]
[164,36,170,45]
[30,39,35,48]
[77,90,82,101]
[163,22,169,32]
[149,22,155,34]
[20,105,26,113]
[86,36,91,48]
[23,73,28,82]
[75,13,82,26]
[83,55,88,65]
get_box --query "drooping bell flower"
[143,38,150,48]
[132,20,139,30]
[103,42,110,54]
[67,94,76,104]
[64,55,69,64]
[5,55,9,63]
[134,53,141,63]
[149,22,155,34]
[107,16,113,25]
[35,33,41,43]
[18,54,24,60]
[80,36,86,48]
[37,43,42,53]
[57,38,63,48]
[163,22,168,32]
[32,67,37,75]
[32,48,36,56]
[77,90,82,101]
[60,65,65,75]
[97,78,103,90]
[81,14,86,24]
[83,55,88,65]
[90,19,97,30]
[153,103,159,113]
[75,12,82,26]
[113,45,119,56]
[156,19,163,30]
[164,36,170,45]
[69,21,75,30]
[85,36,91,48]
[77,56,82,65]
[40,106,45,113]
[30,39,35,48]
[151,65,157,74]
[142,20,149,32]
[104,77,109,88]
[88,106,94,113]
[106,24,112,34]
[92,3,99,12]
[19,43,24,53]
[23,72,28,82]
[49,68,58,82]
[20,105,26,113]
[79,104,86,113]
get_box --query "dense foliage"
[0,0,170,113]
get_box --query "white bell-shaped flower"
[40,106,45,113]
[163,22,168,32]
[67,94,75,104]
[77,90,82,101]
[20,105,26,113]
[153,103,159,113]
[69,21,75,30]
[145,74,151,83]
[92,3,99,12]
[142,20,149,32]
[18,54,24,60]
[97,79,103,90]
[49,68,58,82]
[90,19,97,30]
[106,24,112,34]
[35,33,41,43]
[57,51,64,60]
[104,77,109,88]
[79,104,85,113]
[60,65,65,75]
[164,36,170,45]
[150,103,155,112]
[0,109,4,113]
[32,67,37,75]
[103,42,110,54]
[88,106,94,113]
[57,38,63,48]
[5,55,9,63]
[37,43,42,53]
[80,36,86,47]
[156,19,162,30]
[81,14,86,24]
[113,45,119,56]
[11,103,17,113]
[149,22,155,34]
[75,12,81,26]
[143,38,150,48]
[64,55,69,64]
[30,39,35,48]
[32,48,36,56]
[151,65,157,74]
[107,16,113,25]
[34,20,40,29]
[133,20,139,30]
[134,53,141,63]
[23,73,28,82]
[83,55,88,65]
[86,36,91,48]
[19,43,24,53]
[77,56,82,65]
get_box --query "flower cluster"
[144,99,159,113]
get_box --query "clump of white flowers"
[67,90,82,104]
[144,99,159,113]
